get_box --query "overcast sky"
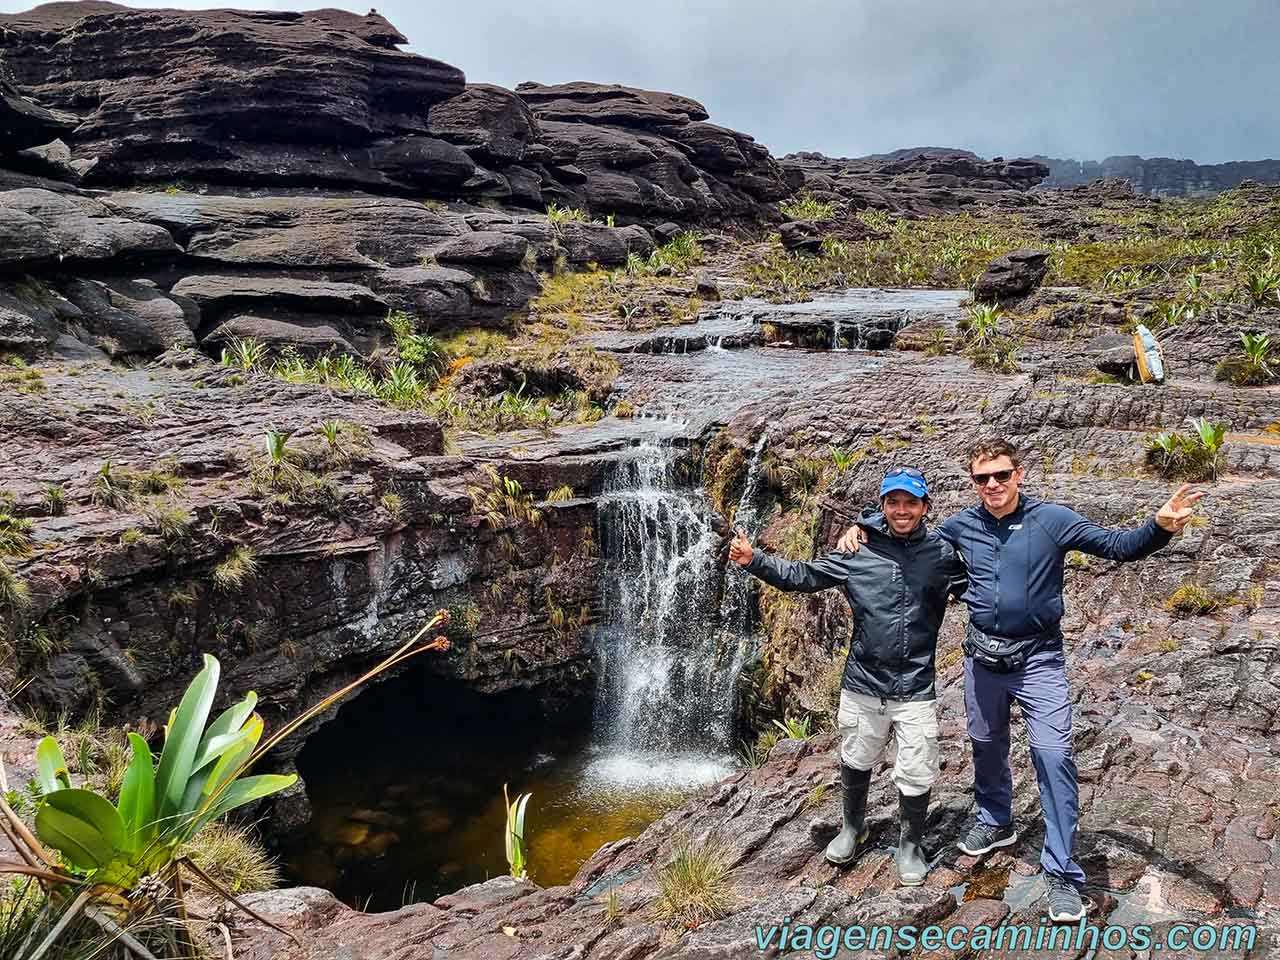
[4,0,1277,163]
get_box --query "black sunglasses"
[971,468,1016,485]
[885,467,925,480]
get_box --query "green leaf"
[117,734,156,849]
[192,692,259,773]
[36,789,127,871]
[187,773,296,841]
[200,715,261,802]
[154,654,220,821]
[35,737,71,795]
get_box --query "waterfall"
[719,433,769,636]
[832,317,845,351]
[591,442,742,760]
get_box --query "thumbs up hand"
[729,528,754,567]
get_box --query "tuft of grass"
[0,511,34,558]
[212,545,259,591]
[546,484,575,503]
[380,492,405,520]
[183,822,282,894]
[0,560,30,614]
[801,784,829,812]
[119,527,146,547]
[653,833,735,928]
[1163,583,1220,616]
[143,503,194,544]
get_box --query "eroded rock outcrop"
[781,148,1049,216]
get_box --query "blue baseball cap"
[879,466,929,500]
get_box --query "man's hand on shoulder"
[836,524,867,553]
[1156,483,1206,533]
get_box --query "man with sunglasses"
[730,466,966,886]
[837,438,1202,922]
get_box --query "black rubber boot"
[896,789,930,885]
[825,765,871,866]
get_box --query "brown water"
[282,668,734,910]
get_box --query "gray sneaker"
[1044,873,1086,922]
[956,820,1017,856]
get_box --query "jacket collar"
[977,492,1030,523]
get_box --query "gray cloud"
[3,0,1276,162]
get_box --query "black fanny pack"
[963,623,1061,674]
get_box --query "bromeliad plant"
[503,784,531,881]
[0,610,453,958]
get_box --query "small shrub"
[119,527,146,547]
[1145,417,1226,481]
[801,784,829,812]
[653,833,735,928]
[1241,266,1280,306]
[213,545,259,590]
[1163,583,1220,616]
[1215,331,1276,386]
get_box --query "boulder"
[57,278,197,355]
[170,276,387,318]
[515,81,709,127]
[203,316,358,358]
[428,84,538,166]
[779,219,823,255]
[0,189,178,267]
[433,231,530,268]
[973,248,1051,301]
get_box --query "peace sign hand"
[1156,483,1206,533]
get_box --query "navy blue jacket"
[745,513,966,701]
[936,494,1173,641]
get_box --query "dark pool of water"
[281,667,733,910]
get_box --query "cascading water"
[719,433,769,636]
[591,441,745,779]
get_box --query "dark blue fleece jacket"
[936,495,1173,641]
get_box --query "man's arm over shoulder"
[745,549,853,593]
[1040,501,1173,561]
[941,539,969,599]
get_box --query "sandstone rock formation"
[972,248,1051,302]
[780,148,1049,216]
[0,6,787,226]
[1038,153,1280,197]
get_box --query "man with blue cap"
[730,466,966,884]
